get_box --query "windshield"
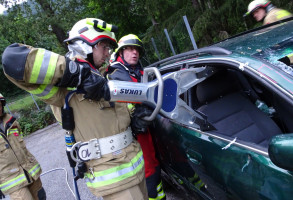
[215,19,293,58]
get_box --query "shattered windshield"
[215,19,293,75]
[215,19,293,55]
[253,38,293,75]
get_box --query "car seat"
[195,69,282,147]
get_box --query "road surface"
[3,123,186,200]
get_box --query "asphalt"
[3,123,185,200]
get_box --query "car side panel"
[150,114,293,200]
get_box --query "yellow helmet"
[0,93,6,106]
[64,18,118,48]
[245,0,271,16]
[116,34,144,56]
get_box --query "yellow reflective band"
[0,174,26,191]
[157,191,166,200]
[8,128,18,136]
[86,18,112,32]
[37,86,58,100]
[157,181,163,191]
[105,23,112,32]
[148,191,166,200]
[127,103,135,112]
[44,52,58,84]
[30,49,45,83]
[27,85,59,100]
[276,10,292,19]
[29,163,41,177]
[85,151,144,188]
[30,49,58,84]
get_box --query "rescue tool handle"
[142,67,164,121]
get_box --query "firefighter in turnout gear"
[0,93,46,200]
[2,18,148,200]
[244,0,292,25]
[105,34,166,200]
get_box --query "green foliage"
[86,0,150,40]
[1,0,293,133]
[16,100,56,136]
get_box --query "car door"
[150,64,293,200]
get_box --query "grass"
[4,93,57,135]
[5,94,39,112]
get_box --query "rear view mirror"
[269,134,293,171]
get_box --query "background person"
[244,0,292,25]
[2,18,149,200]
[105,34,166,200]
[0,93,46,200]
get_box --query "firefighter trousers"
[9,178,46,200]
[102,178,148,200]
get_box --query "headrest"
[196,70,241,104]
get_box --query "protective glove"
[58,58,110,101]
[131,104,153,136]
[278,56,290,66]
[74,162,87,181]
[0,190,5,199]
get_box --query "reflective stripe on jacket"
[0,114,41,194]
[264,8,293,25]
[2,43,145,197]
[85,150,144,188]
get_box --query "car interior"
[162,65,293,148]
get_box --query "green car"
[147,17,293,200]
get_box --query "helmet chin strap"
[119,50,129,66]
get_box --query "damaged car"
[147,17,293,200]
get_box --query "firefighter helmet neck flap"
[64,18,118,60]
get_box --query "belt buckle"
[90,139,101,159]
[77,139,101,162]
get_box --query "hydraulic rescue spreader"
[63,67,213,199]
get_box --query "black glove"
[0,190,5,199]
[74,162,87,181]
[58,58,110,101]
[278,56,290,66]
[131,104,153,136]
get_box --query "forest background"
[0,0,292,133]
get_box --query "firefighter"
[244,0,292,25]
[2,18,148,200]
[0,93,46,200]
[105,34,166,200]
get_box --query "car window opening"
[179,66,293,148]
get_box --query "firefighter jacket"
[2,43,145,197]
[0,113,42,195]
[105,57,160,178]
[264,8,293,25]
[105,56,144,82]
